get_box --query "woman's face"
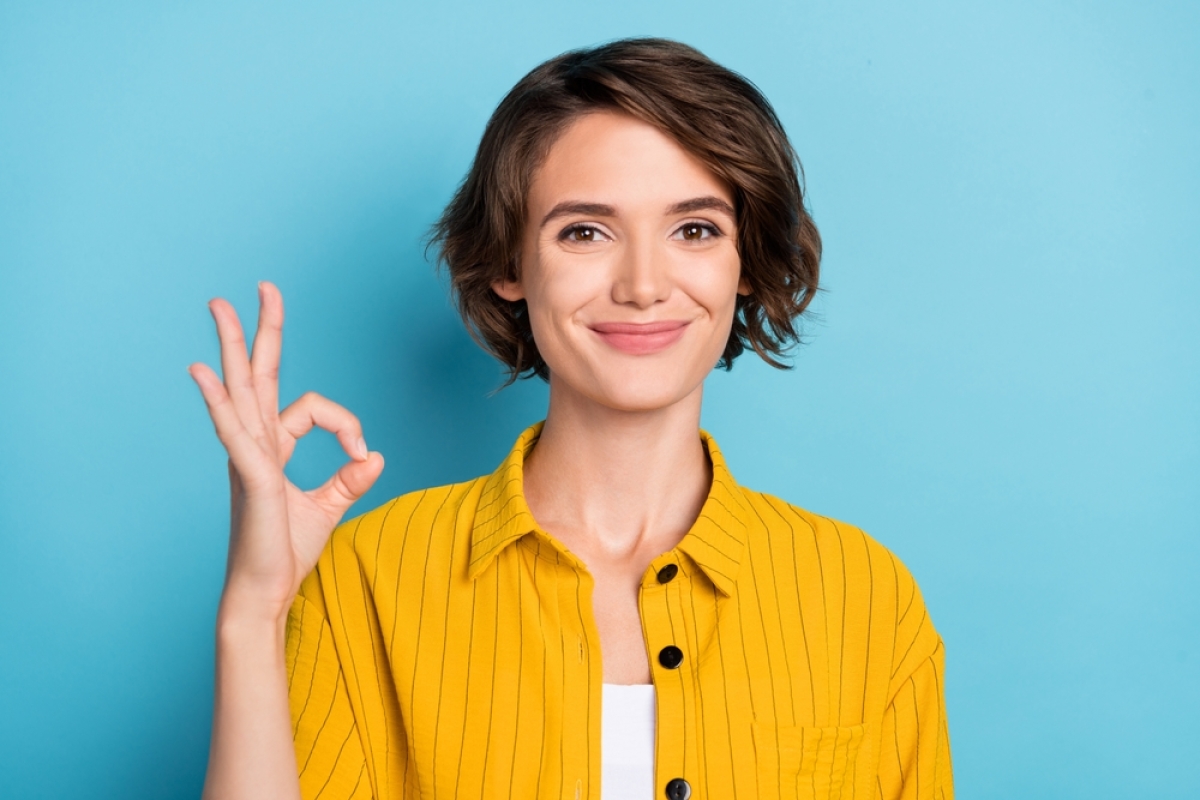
[494,111,747,413]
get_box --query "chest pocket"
[752,722,869,800]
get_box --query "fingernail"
[355,438,368,460]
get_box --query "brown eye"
[562,225,605,243]
[677,223,716,241]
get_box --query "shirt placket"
[641,552,699,800]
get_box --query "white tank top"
[601,683,657,800]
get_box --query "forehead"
[527,111,732,212]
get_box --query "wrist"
[216,591,291,641]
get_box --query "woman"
[192,38,953,800]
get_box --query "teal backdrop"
[1,1,1197,797]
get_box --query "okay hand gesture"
[189,282,384,621]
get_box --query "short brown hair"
[432,37,820,382]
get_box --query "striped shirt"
[286,423,953,799]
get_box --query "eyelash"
[559,224,608,243]
[674,222,722,241]
[557,221,723,242]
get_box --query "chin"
[543,337,725,414]
[594,387,693,413]
[576,363,707,414]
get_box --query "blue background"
[1,1,1196,797]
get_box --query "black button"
[665,778,691,800]
[656,563,679,584]
[658,645,684,669]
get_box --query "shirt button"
[664,778,691,800]
[658,645,684,669]
[656,563,679,584]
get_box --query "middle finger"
[250,281,284,423]
[210,297,267,438]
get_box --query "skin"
[192,284,385,800]
[194,110,746,797]
[496,111,747,683]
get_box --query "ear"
[736,275,752,297]
[491,278,525,302]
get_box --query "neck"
[523,376,711,565]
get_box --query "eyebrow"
[540,202,615,229]
[539,195,736,229]
[666,196,735,217]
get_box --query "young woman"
[192,38,953,800]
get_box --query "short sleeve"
[876,637,954,800]
[286,594,374,800]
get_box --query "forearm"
[191,283,381,800]
[202,606,301,800]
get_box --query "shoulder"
[299,477,488,602]
[738,488,943,677]
[738,489,934,626]
[739,488,919,590]
[334,479,485,549]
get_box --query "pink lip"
[590,320,690,355]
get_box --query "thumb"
[313,451,385,517]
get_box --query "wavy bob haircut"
[432,37,821,382]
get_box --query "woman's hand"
[192,283,374,800]
[189,282,384,624]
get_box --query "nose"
[611,238,671,308]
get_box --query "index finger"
[279,392,369,463]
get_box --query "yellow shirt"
[286,423,953,799]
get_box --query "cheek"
[684,251,743,316]
[522,256,599,336]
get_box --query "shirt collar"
[467,422,750,596]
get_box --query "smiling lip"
[590,320,690,355]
